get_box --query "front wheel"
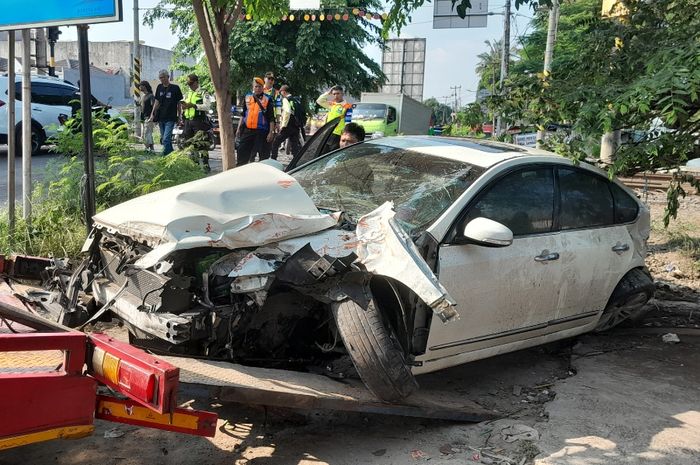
[331,297,418,402]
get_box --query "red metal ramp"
[160,355,498,422]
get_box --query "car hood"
[91,162,458,322]
[92,163,340,266]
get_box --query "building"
[55,41,187,107]
[0,31,187,108]
[380,38,426,102]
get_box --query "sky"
[58,0,533,104]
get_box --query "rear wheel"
[14,123,44,155]
[595,268,655,332]
[331,297,418,402]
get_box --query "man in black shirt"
[149,69,183,155]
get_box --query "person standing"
[236,77,276,166]
[181,74,212,170]
[316,85,352,151]
[271,85,303,160]
[138,80,155,152]
[260,71,282,159]
[149,69,183,156]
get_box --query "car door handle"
[534,251,560,262]
[32,107,42,112]
[612,243,630,254]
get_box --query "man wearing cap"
[236,77,276,166]
[149,69,183,156]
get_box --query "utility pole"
[495,0,511,138]
[133,0,142,136]
[78,25,96,232]
[537,0,560,148]
[47,27,61,77]
[7,31,16,241]
[34,28,47,75]
[21,29,32,222]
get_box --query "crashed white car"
[59,137,654,402]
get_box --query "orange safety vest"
[244,93,272,131]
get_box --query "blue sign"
[0,0,122,30]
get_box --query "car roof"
[364,135,561,168]
[0,74,76,87]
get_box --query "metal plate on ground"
[161,356,498,422]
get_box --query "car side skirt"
[412,311,599,375]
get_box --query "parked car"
[54,136,654,402]
[0,74,123,154]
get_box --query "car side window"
[387,106,397,124]
[558,168,614,230]
[463,167,555,236]
[610,182,639,223]
[32,84,76,106]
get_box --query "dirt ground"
[2,190,699,465]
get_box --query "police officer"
[181,74,212,170]
[236,77,276,166]
[316,85,353,151]
[271,85,302,160]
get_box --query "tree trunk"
[209,54,236,171]
[192,0,240,170]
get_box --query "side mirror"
[463,217,513,247]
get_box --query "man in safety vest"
[316,85,353,152]
[236,77,276,166]
[181,74,212,169]
[260,71,282,159]
[271,85,303,160]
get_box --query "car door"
[552,167,638,320]
[423,166,565,360]
[285,119,339,171]
[31,83,74,138]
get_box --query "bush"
[0,112,206,258]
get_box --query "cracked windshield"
[293,143,484,234]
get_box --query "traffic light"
[47,26,61,43]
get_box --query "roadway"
[0,146,54,205]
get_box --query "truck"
[351,92,432,138]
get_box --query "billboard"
[433,0,488,29]
[0,0,122,31]
[381,38,426,102]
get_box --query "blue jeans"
[159,120,176,155]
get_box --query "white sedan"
[60,136,654,403]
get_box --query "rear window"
[611,182,639,223]
[558,168,614,230]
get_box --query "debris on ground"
[500,424,540,443]
[103,427,125,439]
[662,332,681,343]
[410,449,429,459]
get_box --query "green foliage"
[423,97,453,125]
[1,113,206,258]
[490,0,700,224]
[146,0,384,103]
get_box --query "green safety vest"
[184,90,204,120]
[327,101,352,135]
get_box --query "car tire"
[331,297,418,402]
[14,123,44,155]
[594,268,655,332]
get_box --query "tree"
[475,40,502,94]
[493,0,700,223]
[423,98,453,125]
[147,0,384,168]
[148,0,286,170]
